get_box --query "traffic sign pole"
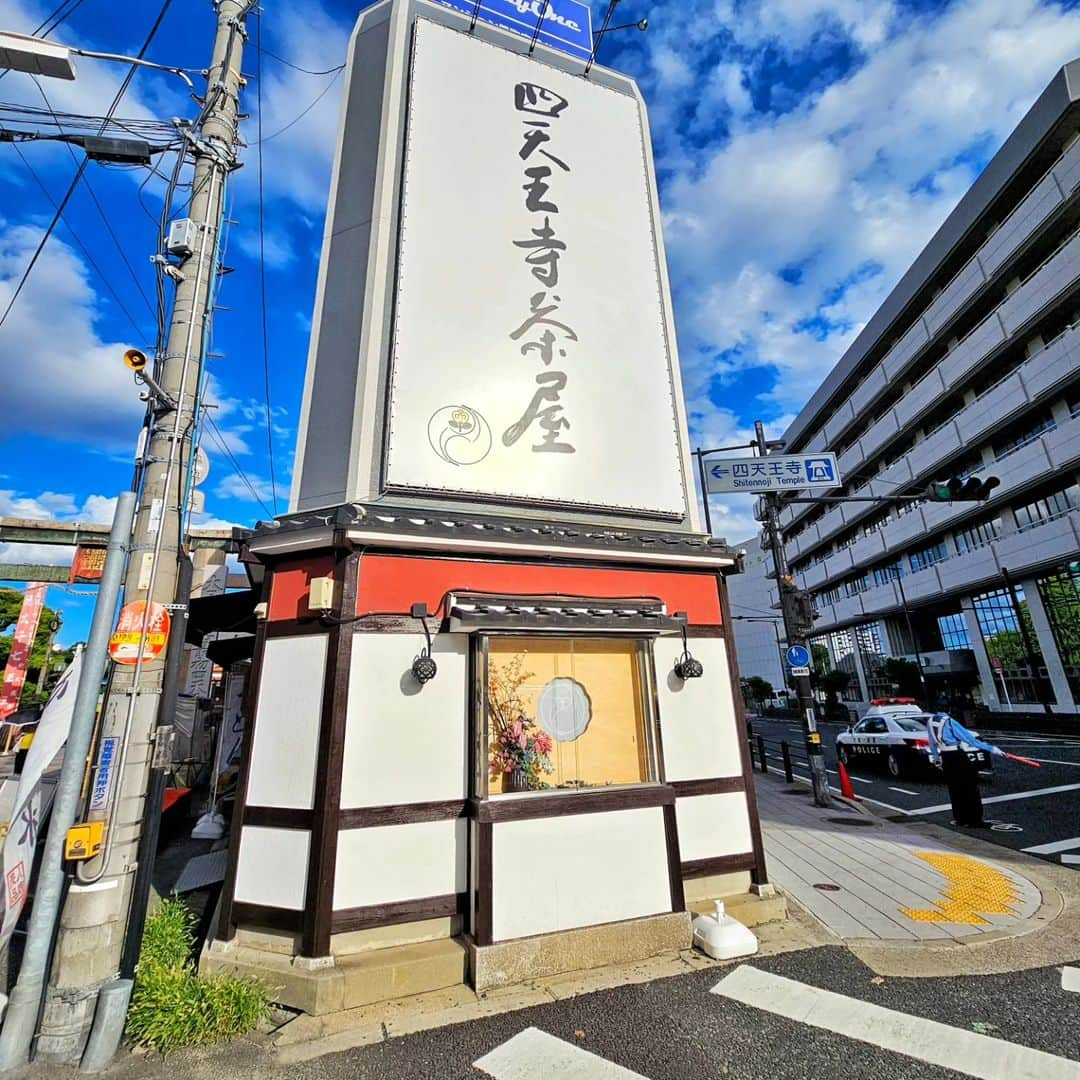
[755,421,831,808]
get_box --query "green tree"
[882,657,922,697]
[740,676,773,710]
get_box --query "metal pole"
[33,614,62,698]
[0,492,136,1071]
[892,569,928,701]
[781,741,793,783]
[755,420,831,806]
[694,449,713,536]
[1000,566,1053,715]
[39,3,253,1058]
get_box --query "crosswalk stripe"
[474,1028,649,1079]
[1022,837,1080,855]
[1065,968,1080,994]
[1062,854,1080,865]
[710,966,1080,1080]
[907,782,1080,816]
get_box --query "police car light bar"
[869,697,918,705]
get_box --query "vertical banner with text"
[0,583,47,721]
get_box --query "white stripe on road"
[1062,854,1080,866]
[710,966,1080,1080]
[888,786,920,795]
[474,1028,649,1079]
[1064,968,1080,994]
[1025,758,1080,767]
[906,782,1080,816]
[1022,837,1080,855]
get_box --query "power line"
[255,13,278,514]
[256,65,343,144]
[202,413,275,518]
[0,0,177,330]
[255,43,344,76]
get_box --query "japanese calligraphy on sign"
[383,19,688,517]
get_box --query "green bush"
[126,897,270,1055]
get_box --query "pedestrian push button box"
[65,821,104,861]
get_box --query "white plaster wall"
[654,637,743,782]
[234,826,310,910]
[340,633,468,808]
[333,819,467,910]
[246,634,328,809]
[491,807,671,941]
[675,792,753,863]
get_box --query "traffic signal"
[926,475,1001,502]
[123,348,148,373]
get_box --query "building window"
[972,586,1044,704]
[863,512,892,537]
[872,563,903,587]
[954,517,1001,555]
[909,540,949,572]
[993,413,1056,461]
[483,637,655,795]
[1014,487,1079,532]
[1038,566,1080,699]
[937,613,971,651]
[844,575,870,598]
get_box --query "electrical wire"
[202,414,275,518]
[254,43,344,76]
[255,65,342,144]
[28,75,158,322]
[10,142,151,342]
[255,13,278,514]
[0,0,177,330]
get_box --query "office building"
[728,539,787,694]
[776,60,1080,717]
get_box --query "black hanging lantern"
[673,619,704,680]
[411,603,437,684]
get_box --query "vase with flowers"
[487,654,555,792]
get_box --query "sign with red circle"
[109,601,171,665]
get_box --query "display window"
[480,636,658,795]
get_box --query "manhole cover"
[813,883,841,891]
[826,817,876,827]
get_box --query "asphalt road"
[282,947,1078,1079]
[747,715,1080,867]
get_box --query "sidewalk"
[756,771,1045,942]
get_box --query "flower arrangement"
[487,654,555,791]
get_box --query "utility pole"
[34,2,253,1061]
[33,612,62,697]
[754,421,831,807]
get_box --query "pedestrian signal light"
[926,475,1001,502]
[123,348,148,373]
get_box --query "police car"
[835,699,991,779]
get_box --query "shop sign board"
[69,545,107,584]
[384,20,688,518]
[705,453,841,494]
[433,0,592,60]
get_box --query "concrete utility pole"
[35,2,253,1060]
[754,422,831,808]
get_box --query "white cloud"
[213,472,277,505]
[0,489,116,523]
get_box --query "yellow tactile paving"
[900,852,1022,926]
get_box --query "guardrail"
[747,731,813,784]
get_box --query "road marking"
[1022,837,1080,855]
[1024,757,1080,767]
[888,786,919,795]
[907,782,1080,816]
[1064,967,1080,994]
[710,966,1080,1079]
[900,852,1021,926]
[1062,854,1080,866]
[474,1028,649,1079]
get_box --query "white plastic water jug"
[692,901,758,960]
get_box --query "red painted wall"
[355,554,722,625]
[268,553,337,621]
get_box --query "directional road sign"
[786,645,811,668]
[705,453,842,494]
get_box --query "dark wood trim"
[331,892,467,934]
[681,852,757,878]
[217,570,274,943]
[669,776,745,797]
[476,820,493,946]
[716,577,769,887]
[682,625,726,638]
[264,618,333,638]
[663,802,685,913]
[301,551,359,958]
[230,901,304,933]
[348,613,436,634]
[472,783,675,823]
[338,800,467,829]
[243,806,314,830]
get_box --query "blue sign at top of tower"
[435,0,594,61]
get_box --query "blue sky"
[1,0,1079,646]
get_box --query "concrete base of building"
[687,890,788,928]
[467,912,693,992]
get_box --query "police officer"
[926,712,1005,827]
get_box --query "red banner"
[69,545,107,584]
[0,583,47,721]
